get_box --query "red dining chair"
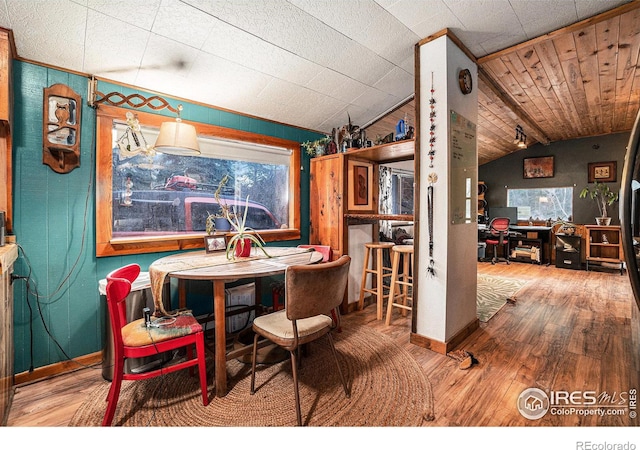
[485,217,511,264]
[102,264,209,426]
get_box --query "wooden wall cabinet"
[309,140,414,312]
[585,225,624,274]
[0,244,17,425]
[0,28,13,233]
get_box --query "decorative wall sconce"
[87,76,200,157]
[514,124,527,149]
[43,84,82,173]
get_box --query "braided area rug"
[70,325,433,427]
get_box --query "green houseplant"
[213,174,232,231]
[225,195,271,259]
[579,181,619,225]
[301,136,330,157]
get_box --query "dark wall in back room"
[478,132,631,225]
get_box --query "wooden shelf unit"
[309,139,414,313]
[585,225,624,274]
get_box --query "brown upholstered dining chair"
[249,255,351,426]
[102,264,209,426]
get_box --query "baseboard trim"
[410,318,480,354]
[14,352,102,386]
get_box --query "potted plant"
[579,182,619,226]
[213,174,232,231]
[225,195,271,259]
[301,136,330,158]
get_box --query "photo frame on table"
[204,235,226,254]
[587,161,617,183]
[347,159,374,211]
[523,156,554,179]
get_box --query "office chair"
[485,217,511,264]
[102,264,209,426]
[250,255,351,426]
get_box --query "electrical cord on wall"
[13,109,97,372]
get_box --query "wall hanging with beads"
[428,71,436,168]
[42,83,82,174]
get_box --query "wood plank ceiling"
[364,2,640,166]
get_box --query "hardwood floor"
[6,262,640,427]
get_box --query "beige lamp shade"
[154,120,200,155]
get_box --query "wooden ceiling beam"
[477,67,551,146]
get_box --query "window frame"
[96,104,301,257]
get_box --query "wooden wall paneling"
[309,154,344,260]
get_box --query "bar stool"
[358,242,395,320]
[385,244,414,326]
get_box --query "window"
[391,169,415,215]
[96,105,301,257]
[507,187,573,221]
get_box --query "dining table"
[148,246,323,397]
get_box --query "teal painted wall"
[11,61,323,375]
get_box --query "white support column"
[414,33,479,349]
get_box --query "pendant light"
[154,104,201,155]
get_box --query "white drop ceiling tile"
[383,0,451,31]
[0,3,9,26]
[196,0,367,75]
[373,67,414,99]
[139,34,199,76]
[152,0,214,48]
[397,54,414,76]
[201,22,321,86]
[351,86,400,117]
[471,29,528,56]
[84,10,150,75]
[575,0,632,20]
[335,42,396,87]
[189,51,272,101]
[4,0,87,70]
[305,69,369,104]
[409,8,465,41]
[87,0,160,31]
[289,0,418,65]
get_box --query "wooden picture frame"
[523,156,554,179]
[204,235,226,254]
[588,161,617,183]
[347,159,374,211]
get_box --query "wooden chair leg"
[385,251,400,326]
[375,248,384,320]
[358,247,371,311]
[195,333,209,406]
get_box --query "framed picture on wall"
[523,156,554,179]
[587,161,617,183]
[347,159,374,211]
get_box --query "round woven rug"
[70,325,433,426]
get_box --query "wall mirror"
[96,104,300,257]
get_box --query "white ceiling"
[0,0,633,133]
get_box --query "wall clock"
[42,83,81,173]
[458,68,472,95]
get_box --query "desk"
[478,225,553,264]
[149,247,323,397]
[508,226,552,265]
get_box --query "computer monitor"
[489,206,518,225]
